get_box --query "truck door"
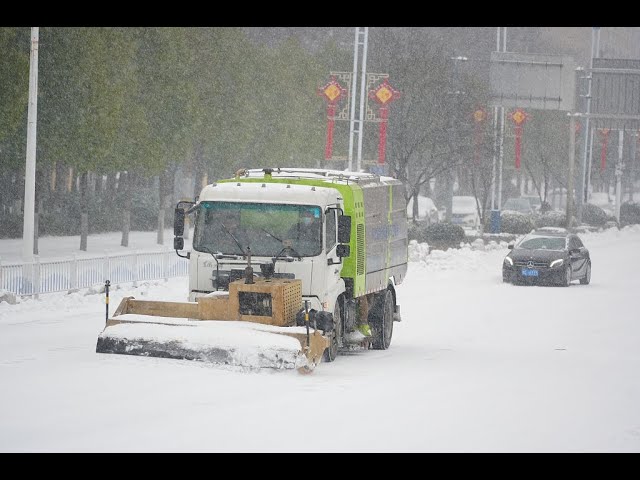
[324,207,343,303]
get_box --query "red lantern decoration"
[368,79,401,165]
[318,76,347,161]
[510,109,529,169]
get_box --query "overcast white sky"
[1,226,640,452]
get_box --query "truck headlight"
[504,257,513,266]
[550,259,564,268]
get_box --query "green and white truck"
[96,167,408,371]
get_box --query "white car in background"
[407,195,440,224]
[451,196,480,230]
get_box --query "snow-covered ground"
[1,226,640,452]
[0,228,192,263]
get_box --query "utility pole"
[584,28,601,207]
[22,27,39,261]
[498,27,507,212]
[445,55,468,222]
[347,27,369,172]
[577,27,599,223]
[567,113,577,226]
[347,28,360,171]
[615,129,624,222]
[490,27,507,233]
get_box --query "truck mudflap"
[96,309,329,373]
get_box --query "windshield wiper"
[273,245,302,264]
[220,222,247,257]
[259,226,284,243]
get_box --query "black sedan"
[502,229,591,286]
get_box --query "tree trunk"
[120,171,131,247]
[66,166,74,192]
[80,171,89,251]
[0,172,10,214]
[49,161,57,193]
[157,171,171,245]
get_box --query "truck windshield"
[193,201,322,257]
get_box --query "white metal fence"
[0,250,189,297]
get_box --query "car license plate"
[521,268,538,277]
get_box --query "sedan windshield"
[516,235,566,251]
[193,201,322,257]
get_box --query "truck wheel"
[371,289,393,350]
[322,300,342,362]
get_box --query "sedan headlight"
[504,256,513,266]
[550,259,564,268]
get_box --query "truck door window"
[326,208,337,252]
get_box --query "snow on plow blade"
[96,315,328,371]
[96,278,329,372]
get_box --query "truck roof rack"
[236,167,382,183]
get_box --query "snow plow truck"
[96,167,408,372]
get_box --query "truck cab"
[187,181,349,317]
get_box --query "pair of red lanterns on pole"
[318,76,400,165]
[473,107,529,169]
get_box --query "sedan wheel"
[580,262,591,285]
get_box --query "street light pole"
[498,27,507,211]
[347,27,369,172]
[567,113,577,226]
[577,27,599,223]
[489,27,506,233]
[615,129,624,222]
[356,27,369,171]
[585,28,601,206]
[22,27,39,261]
[347,28,360,171]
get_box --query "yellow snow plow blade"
[95,278,329,372]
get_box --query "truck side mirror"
[338,215,351,244]
[336,244,350,258]
[174,207,185,237]
[174,236,184,251]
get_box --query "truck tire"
[322,300,342,362]
[370,289,393,350]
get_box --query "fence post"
[163,251,168,282]
[104,251,110,288]
[134,250,139,287]
[0,255,3,292]
[34,255,40,300]
[70,254,78,291]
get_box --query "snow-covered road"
[1,226,640,452]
